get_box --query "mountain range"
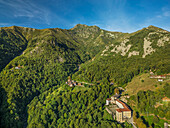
[0,24,169,128]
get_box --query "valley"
[0,24,170,128]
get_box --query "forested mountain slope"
[73,25,170,85]
[0,24,126,127]
[0,24,169,128]
[0,26,28,71]
[0,25,84,127]
[0,24,126,71]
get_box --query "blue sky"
[0,0,170,32]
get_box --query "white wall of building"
[116,101,124,108]
[106,100,110,105]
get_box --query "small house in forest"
[15,67,20,69]
[162,97,170,102]
[150,71,154,75]
[158,79,163,82]
[66,78,84,87]
[106,98,111,105]
[78,83,82,86]
[73,82,77,86]
[66,78,74,87]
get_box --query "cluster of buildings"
[162,97,170,102]
[66,78,84,87]
[150,71,170,82]
[105,94,132,123]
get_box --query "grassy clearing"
[124,73,169,96]
[72,86,90,92]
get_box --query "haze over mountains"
[0,24,169,127]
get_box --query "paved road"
[128,117,137,128]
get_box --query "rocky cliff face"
[100,25,170,58]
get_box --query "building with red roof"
[115,99,132,122]
[105,95,132,123]
[106,98,111,105]
[162,97,170,102]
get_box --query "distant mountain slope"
[67,24,126,59]
[0,24,126,71]
[73,25,170,85]
[100,25,170,58]
[0,26,28,71]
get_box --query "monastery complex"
[105,94,132,123]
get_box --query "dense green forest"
[73,45,170,85]
[0,58,77,127]
[0,27,28,71]
[73,26,170,85]
[27,84,133,128]
[0,24,169,127]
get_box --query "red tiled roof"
[116,108,131,112]
[106,98,111,100]
[116,99,131,112]
[116,109,122,112]
[162,97,170,101]
[122,108,131,111]
[150,75,166,78]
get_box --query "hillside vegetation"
[124,73,170,96]
[0,24,169,128]
[73,26,170,85]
